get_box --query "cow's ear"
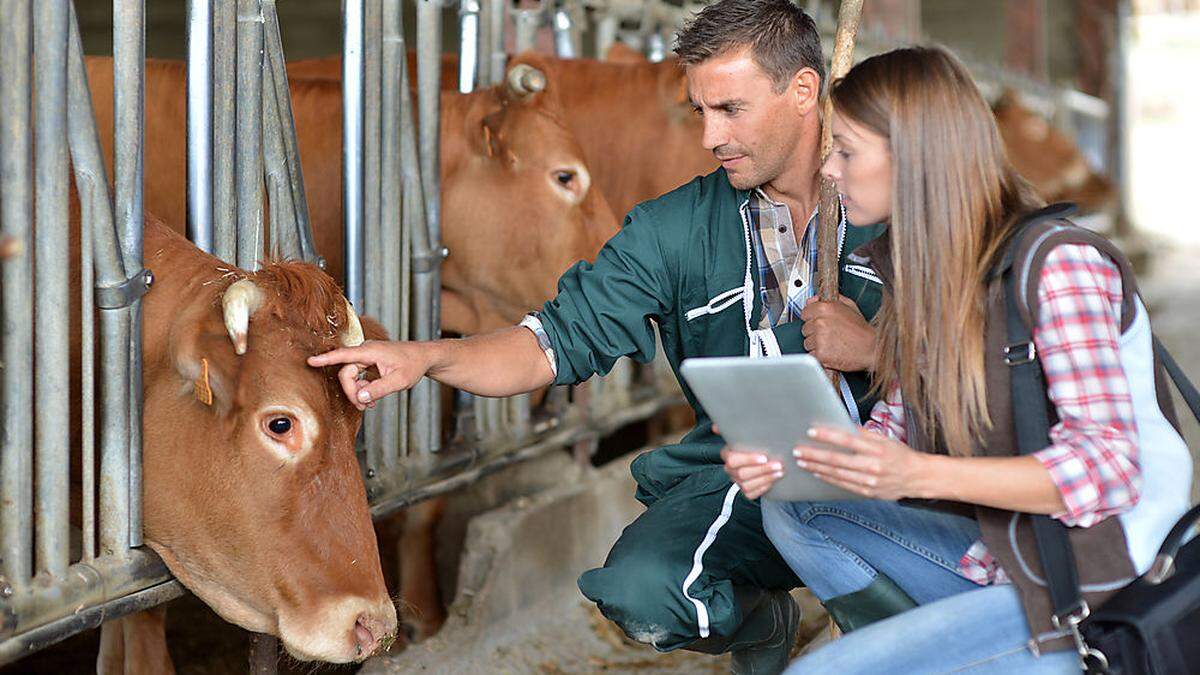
[478,110,514,163]
[170,323,238,413]
[358,314,390,342]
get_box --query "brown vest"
[857,217,1182,651]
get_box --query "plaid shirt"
[747,189,836,328]
[866,243,1140,585]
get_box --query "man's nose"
[702,117,727,152]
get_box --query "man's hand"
[308,340,435,411]
[721,447,784,500]
[799,295,875,372]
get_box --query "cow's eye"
[267,416,293,436]
[554,170,575,186]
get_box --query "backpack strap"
[1001,203,1200,670]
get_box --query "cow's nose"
[353,609,395,659]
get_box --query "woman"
[722,46,1193,673]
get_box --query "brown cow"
[60,204,397,672]
[288,52,717,220]
[83,54,618,654]
[992,88,1116,214]
[84,56,619,338]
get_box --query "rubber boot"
[687,586,801,675]
[822,574,916,633]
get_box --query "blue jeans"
[761,499,1081,673]
[785,584,1080,674]
[761,499,981,603]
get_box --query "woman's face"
[821,110,892,226]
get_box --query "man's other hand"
[800,295,875,372]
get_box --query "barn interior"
[2,0,1199,673]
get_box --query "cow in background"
[992,88,1117,214]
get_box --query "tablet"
[679,354,865,502]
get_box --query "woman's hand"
[799,295,876,372]
[308,340,434,411]
[721,447,784,500]
[794,426,931,500]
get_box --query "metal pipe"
[343,0,366,306]
[552,4,577,58]
[364,0,383,319]
[213,0,238,262]
[486,0,505,86]
[380,0,404,471]
[0,549,173,649]
[512,7,541,54]
[33,0,71,580]
[0,0,34,589]
[415,0,443,454]
[261,60,300,259]
[67,4,134,560]
[261,0,318,264]
[186,0,214,252]
[81,176,96,561]
[0,576,183,665]
[459,0,481,93]
[397,45,432,457]
[236,0,264,271]
[595,12,618,60]
[114,0,147,550]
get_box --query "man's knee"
[578,556,695,651]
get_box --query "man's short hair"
[674,0,825,93]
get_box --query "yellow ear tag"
[194,358,214,406]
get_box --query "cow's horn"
[506,64,546,98]
[222,279,264,356]
[341,298,364,347]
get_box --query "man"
[311,1,896,671]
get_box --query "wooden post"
[816,0,865,302]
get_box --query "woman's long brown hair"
[831,46,1044,454]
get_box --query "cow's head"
[993,89,1116,214]
[143,259,396,663]
[439,56,621,334]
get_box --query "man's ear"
[792,67,822,115]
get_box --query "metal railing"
[0,0,172,663]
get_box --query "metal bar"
[261,0,318,264]
[364,0,383,318]
[0,578,184,666]
[512,7,541,54]
[361,0,384,478]
[236,0,265,271]
[213,0,238,262]
[80,176,97,562]
[0,0,34,590]
[343,0,366,305]
[114,0,147,551]
[0,549,173,648]
[552,3,577,58]
[459,0,480,93]
[486,0,505,86]
[186,0,215,252]
[33,0,71,580]
[262,60,300,260]
[380,0,404,470]
[595,12,617,60]
[369,390,682,519]
[248,633,279,674]
[67,2,133,561]
[414,0,443,454]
